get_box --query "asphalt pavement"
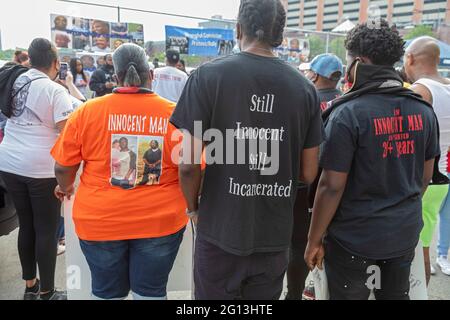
[1,228,449,300]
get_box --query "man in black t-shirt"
[286,53,344,300]
[170,0,323,300]
[305,20,440,300]
[303,54,343,111]
[138,140,162,185]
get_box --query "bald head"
[406,36,440,66]
[404,36,442,83]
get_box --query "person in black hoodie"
[89,54,116,97]
[305,19,440,300]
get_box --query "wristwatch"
[186,208,199,218]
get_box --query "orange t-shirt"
[51,92,188,241]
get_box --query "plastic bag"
[302,265,329,300]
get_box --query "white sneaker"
[57,244,66,256]
[430,264,436,275]
[436,256,450,276]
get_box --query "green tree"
[0,49,16,61]
[154,52,166,63]
[308,35,326,59]
[151,51,216,69]
[404,25,436,40]
[329,37,346,62]
[182,55,208,68]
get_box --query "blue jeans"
[438,175,450,257]
[79,227,185,300]
[57,217,65,242]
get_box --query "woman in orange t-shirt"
[51,43,188,300]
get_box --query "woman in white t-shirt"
[0,38,74,300]
[70,58,90,99]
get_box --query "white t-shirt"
[415,78,450,173]
[0,69,74,178]
[70,95,84,110]
[74,74,88,97]
[153,66,188,103]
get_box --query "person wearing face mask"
[305,20,440,300]
[303,54,343,112]
[0,38,74,300]
[285,53,343,300]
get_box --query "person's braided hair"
[238,0,286,48]
[345,19,405,66]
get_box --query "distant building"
[281,0,450,32]
[198,15,236,30]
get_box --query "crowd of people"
[0,0,450,301]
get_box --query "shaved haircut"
[406,36,440,66]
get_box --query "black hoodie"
[89,64,115,97]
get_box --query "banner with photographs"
[165,25,235,57]
[51,14,145,53]
[273,29,311,66]
[56,50,110,78]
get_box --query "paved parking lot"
[1,228,449,300]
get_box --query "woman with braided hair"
[52,43,188,300]
[171,0,323,300]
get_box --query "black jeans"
[325,236,415,300]
[194,235,288,300]
[0,172,60,292]
[286,185,311,299]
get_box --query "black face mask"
[306,72,318,84]
[346,58,360,83]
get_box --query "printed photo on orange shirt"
[136,136,164,186]
[110,134,164,190]
[111,135,138,190]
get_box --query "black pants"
[286,185,311,299]
[325,236,415,300]
[194,235,288,300]
[0,172,60,292]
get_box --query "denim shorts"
[80,227,185,300]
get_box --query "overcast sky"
[0,0,241,49]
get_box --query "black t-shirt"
[144,148,162,166]
[320,94,440,260]
[170,52,324,256]
[317,88,341,112]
